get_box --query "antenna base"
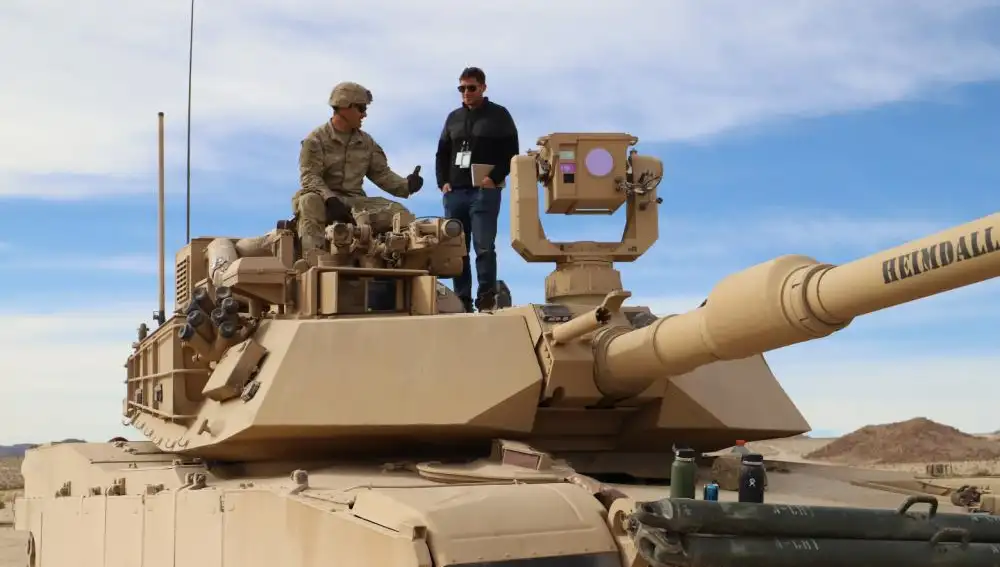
[153,310,166,326]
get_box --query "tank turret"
[113,131,1000,478]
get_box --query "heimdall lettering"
[919,244,939,272]
[882,225,999,284]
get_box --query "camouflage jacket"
[298,121,409,200]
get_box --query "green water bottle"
[670,447,697,499]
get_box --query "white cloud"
[0,253,159,274]
[2,0,1000,198]
[0,307,152,444]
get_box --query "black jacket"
[435,98,519,189]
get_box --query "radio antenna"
[185,0,196,243]
[155,112,166,327]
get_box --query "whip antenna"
[185,0,195,243]
[154,112,166,327]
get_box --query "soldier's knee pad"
[297,192,326,222]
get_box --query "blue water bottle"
[703,480,719,501]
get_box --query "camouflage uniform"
[292,81,415,250]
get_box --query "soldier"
[292,81,424,250]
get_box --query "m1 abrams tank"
[14,126,1000,566]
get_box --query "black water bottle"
[738,452,766,503]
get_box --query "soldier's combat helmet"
[329,82,373,108]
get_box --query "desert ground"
[0,456,22,567]
[0,418,996,566]
[0,528,20,567]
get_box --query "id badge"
[455,151,472,169]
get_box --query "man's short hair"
[459,67,486,84]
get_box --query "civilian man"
[293,81,423,251]
[435,67,519,312]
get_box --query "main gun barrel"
[595,212,1000,398]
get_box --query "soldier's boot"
[474,292,496,313]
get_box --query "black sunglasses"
[351,103,367,113]
[457,85,479,93]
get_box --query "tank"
[13,125,1000,566]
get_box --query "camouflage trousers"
[291,188,413,250]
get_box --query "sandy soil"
[728,436,837,464]
[714,429,1000,476]
[0,459,21,493]
[805,418,1000,465]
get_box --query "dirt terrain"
[0,458,21,493]
[0,458,23,565]
[804,417,1000,465]
[715,434,835,463]
[717,418,1000,474]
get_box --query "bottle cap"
[676,448,696,459]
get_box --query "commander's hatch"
[415,439,571,483]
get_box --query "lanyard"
[462,107,480,152]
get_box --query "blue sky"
[1,0,999,444]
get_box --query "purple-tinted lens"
[585,148,614,177]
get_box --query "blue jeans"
[442,186,502,309]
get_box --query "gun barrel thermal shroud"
[630,496,1000,567]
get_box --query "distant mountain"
[805,429,842,439]
[0,439,86,458]
[0,445,35,458]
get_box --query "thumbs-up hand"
[407,165,424,194]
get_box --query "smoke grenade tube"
[186,308,216,342]
[177,323,215,361]
[635,496,1000,543]
[218,320,239,339]
[220,296,240,314]
[192,286,216,313]
[215,286,233,301]
[211,306,240,327]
